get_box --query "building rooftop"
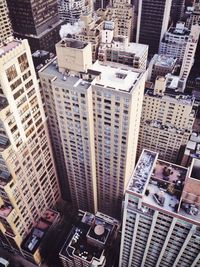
[168,23,190,36]
[91,61,144,92]
[60,211,119,264]
[58,39,88,49]
[145,88,195,106]
[128,150,200,225]
[39,58,92,90]
[101,39,148,57]
[21,209,59,254]
[152,54,177,68]
[142,119,191,135]
[0,40,21,57]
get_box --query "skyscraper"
[0,0,13,46]
[108,0,134,41]
[39,38,146,217]
[119,149,200,267]
[137,76,196,163]
[58,0,93,23]
[171,0,185,25]
[159,22,200,82]
[0,39,60,252]
[7,0,62,52]
[136,0,172,55]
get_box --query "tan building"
[119,149,200,267]
[0,0,13,46]
[68,13,104,62]
[179,24,200,81]
[186,3,200,30]
[107,0,134,41]
[39,38,146,217]
[137,76,196,163]
[0,39,60,252]
[98,36,148,70]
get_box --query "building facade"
[57,0,93,23]
[137,76,196,163]
[136,0,172,55]
[186,3,200,30]
[39,38,146,217]
[98,36,148,70]
[0,39,60,252]
[147,54,177,82]
[119,149,200,267]
[7,0,62,52]
[108,0,134,41]
[0,0,13,46]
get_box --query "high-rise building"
[108,0,134,41]
[6,0,62,53]
[171,0,185,25]
[59,210,120,267]
[0,39,60,252]
[136,0,172,55]
[179,24,200,80]
[0,0,13,46]
[159,22,200,82]
[137,76,196,163]
[186,2,200,29]
[119,149,200,267]
[94,0,110,10]
[58,0,93,23]
[159,22,190,63]
[39,38,146,217]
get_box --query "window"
[18,53,29,72]
[6,65,17,82]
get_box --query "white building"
[137,76,196,163]
[179,24,200,80]
[119,149,200,267]
[57,0,93,23]
[39,38,146,217]
[0,0,13,46]
[159,22,190,63]
[98,36,148,69]
[0,39,60,252]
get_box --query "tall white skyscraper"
[0,39,60,252]
[39,38,146,217]
[119,149,200,267]
[0,0,13,46]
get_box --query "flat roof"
[153,54,177,67]
[58,39,88,49]
[39,59,91,90]
[101,41,148,57]
[145,89,194,106]
[128,150,200,224]
[21,209,59,254]
[91,61,143,92]
[60,211,119,263]
[0,40,21,57]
